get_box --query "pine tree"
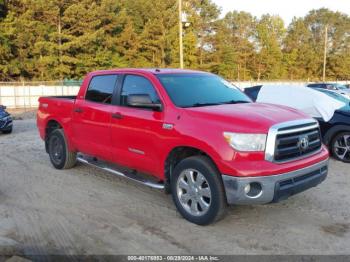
[1,2,350,81]
[255,15,285,80]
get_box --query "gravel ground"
[0,116,349,256]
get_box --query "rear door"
[110,74,164,176]
[72,74,119,161]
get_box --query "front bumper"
[222,159,328,205]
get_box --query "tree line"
[0,0,349,81]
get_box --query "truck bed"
[37,96,77,141]
[41,95,77,100]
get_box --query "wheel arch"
[44,118,74,153]
[163,146,220,194]
[323,124,350,146]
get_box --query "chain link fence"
[0,80,82,86]
[0,80,82,109]
[0,84,80,109]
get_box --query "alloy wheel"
[176,169,212,216]
[333,134,350,161]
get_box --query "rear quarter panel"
[37,97,75,148]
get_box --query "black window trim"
[85,74,120,105]
[117,73,164,110]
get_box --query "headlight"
[223,132,267,151]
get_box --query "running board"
[77,154,164,190]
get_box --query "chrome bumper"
[222,159,328,205]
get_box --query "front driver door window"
[120,75,161,106]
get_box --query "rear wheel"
[171,156,226,225]
[48,129,77,169]
[331,132,350,163]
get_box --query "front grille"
[279,166,327,188]
[272,164,328,202]
[274,123,322,162]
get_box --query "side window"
[121,75,160,106]
[85,75,118,104]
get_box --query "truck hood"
[184,102,310,133]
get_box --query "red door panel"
[111,106,164,177]
[72,100,114,162]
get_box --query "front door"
[110,74,164,176]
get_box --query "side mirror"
[126,94,162,111]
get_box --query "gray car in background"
[0,105,13,134]
[307,83,350,99]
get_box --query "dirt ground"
[0,112,349,256]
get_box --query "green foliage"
[211,11,255,80]
[0,1,349,81]
[255,15,285,80]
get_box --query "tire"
[330,131,350,163]
[2,127,12,134]
[48,129,77,169]
[171,155,227,225]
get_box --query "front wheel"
[171,156,227,225]
[331,132,350,163]
[48,129,77,169]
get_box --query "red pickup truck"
[37,69,329,225]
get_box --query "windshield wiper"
[184,100,250,108]
[219,100,250,105]
[185,102,222,108]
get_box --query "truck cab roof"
[89,68,210,76]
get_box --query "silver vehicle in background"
[307,83,350,99]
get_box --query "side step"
[77,154,164,190]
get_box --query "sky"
[213,0,350,25]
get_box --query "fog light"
[245,182,263,198]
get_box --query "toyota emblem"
[298,136,309,151]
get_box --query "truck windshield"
[157,74,251,108]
